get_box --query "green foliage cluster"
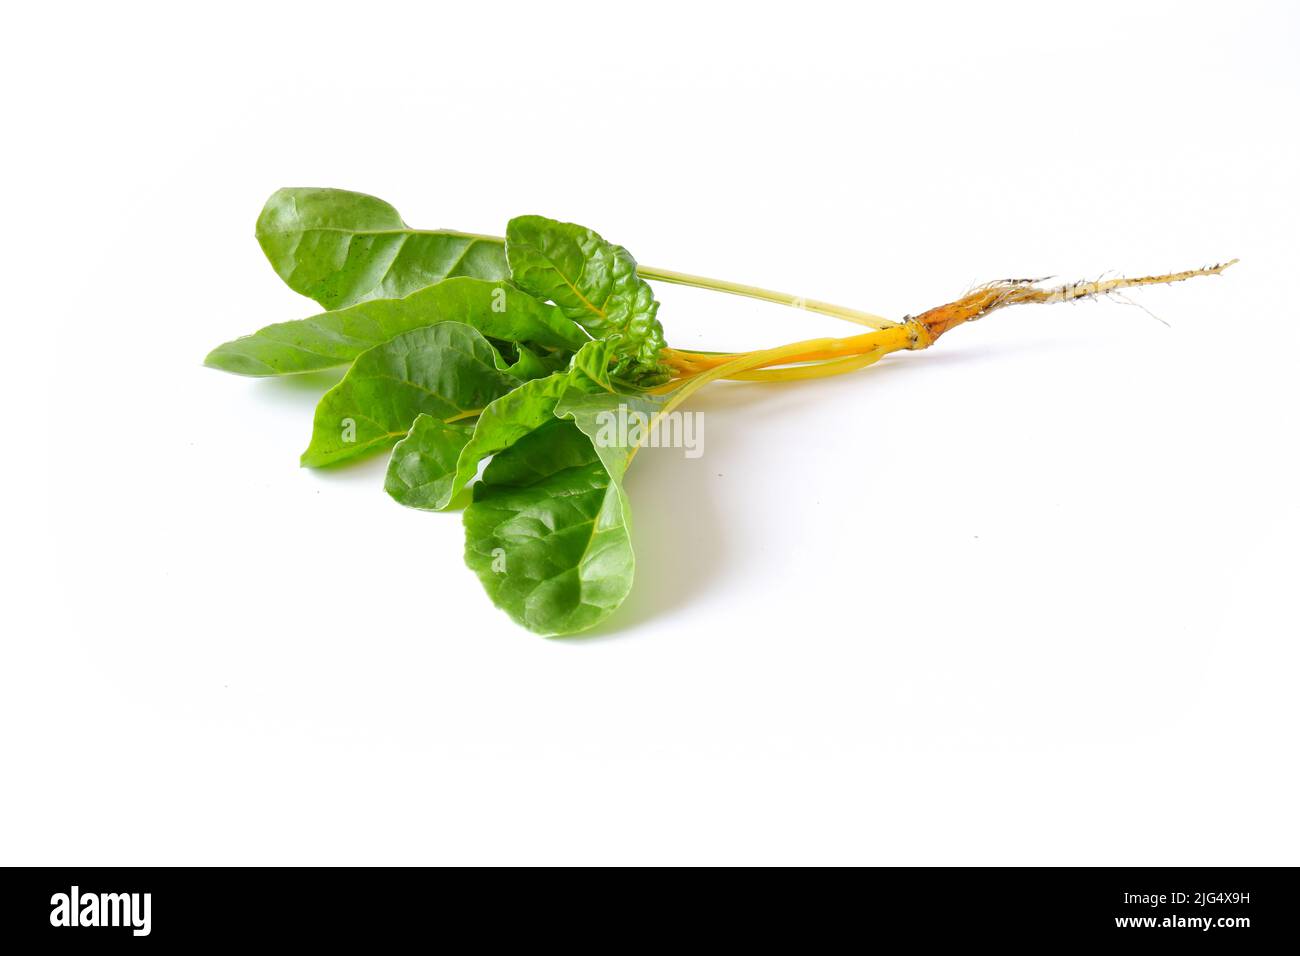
[208,188,673,635]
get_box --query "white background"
[6,1,1297,865]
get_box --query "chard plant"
[207,187,1234,636]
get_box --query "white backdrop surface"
[5,0,1297,864]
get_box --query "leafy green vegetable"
[463,419,634,636]
[300,323,524,467]
[385,371,570,510]
[257,187,509,309]
[381,417,476,510]
[252,189,668,384]
[555,388,664,482]
[389,340,653,632]
[205,278,589,376]
[212,187,1227,637]
[253,187,904,331]
[456,375,663,633]
[492,341,566,380]
[385,340,617,511]
[506,215,670,386]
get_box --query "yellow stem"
[657,325,916,414]
[725,348,891,382]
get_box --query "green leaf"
[385,340,615,511]
[257,187,509,310]
[493,342,565,381]
[385,374,565,510]
[382,417,475,509]
[505,215,670,385]
[300,323,521,468]
[205,278,589,377]
[568,337,619,389]
[555,388,667,481]
[463,419,634,636]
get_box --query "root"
[912,260,1238,342]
